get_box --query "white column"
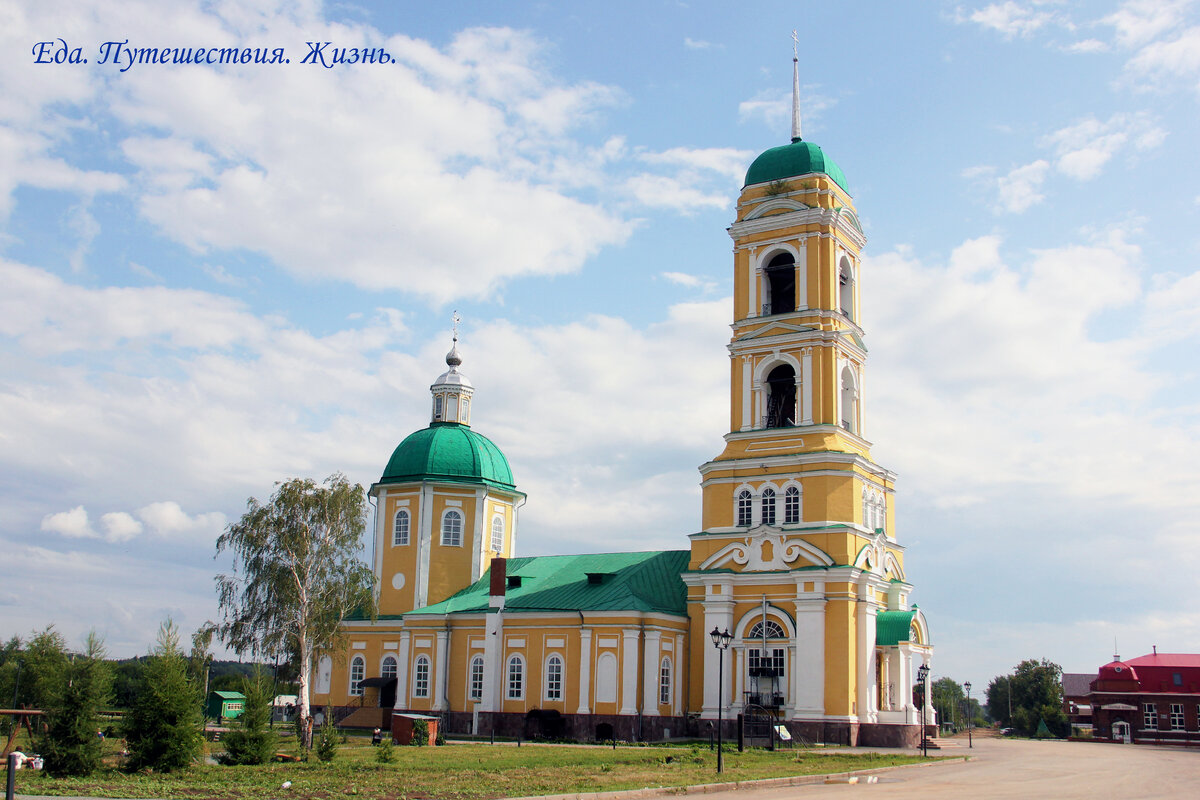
[922,653,933,728]
[741,357,753,431]
[619,629,640,715]
[434,630,449,711]
[471,489,486,582]
[801,350,813,424]
[701,597,734,717]
[642,629,662,716]
[482,612,503,713]
[896,645,912,722]
[796,243,808,309]
[856,600,878,722]
[792,597,826,718]
[395,631,411,709]
[576,628,593,715]
[880,650,891,711]
[747,251,758,317]
[416,484,433,608]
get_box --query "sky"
[2,0,1199,694]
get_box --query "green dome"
[744,138,848,192]
[380,423,516,490]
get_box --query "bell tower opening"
[765,364,797,428]
[764,253,796,316]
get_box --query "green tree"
[986,659,1069,737]
[315,706,338,762]
[123,620,203,772]
[931,677,965,731]
[216,473,374,749]
[19,627,71,710]
[220,668,277,765]
[39,632,111,777]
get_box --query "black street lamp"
[709,627,733,773]
[963,681,973,749]
[916,663,930,757]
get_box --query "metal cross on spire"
[791,30,802,141]
[451,310,460,343]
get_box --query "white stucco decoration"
[699,527,833,571]
[391,572,406,590]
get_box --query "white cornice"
[728,206,867,250]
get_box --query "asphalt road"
[698,736,1199,800]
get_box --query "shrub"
[375,736,395,763]
[315,708,338,762]
[411,719,428,746]
[220,668,277,765]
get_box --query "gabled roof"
[210,690,245,700]
[407,550,690,617]
[1126,653,1200,668]
[1062,673,1094,698]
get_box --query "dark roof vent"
[507,575,522,589]
[586,572,612,585]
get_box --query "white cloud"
[964,160,1049,213]
[1103,0,1192,48]
[639,147,753,185]
[137,501,225,539]
[684,38,714,50]
[964,2,1058,38]
[1126,25,1200,87]
[1065,38,1109,53]
[623,174,728,212]
[100,512,144,543]
[1043,113,1166,180]
[41,506,97,539]
[738,89,835,133]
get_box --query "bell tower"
[684,44,929,745]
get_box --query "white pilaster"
[741,357,753,431]
[856,600,878,723]
[701,595,735,717]
[576,628,593,714]
[792,596,826,718]
[434,630,449,711]
[642,629,662,716]
[395,631,411,709]
[471,489,486,581]
[801,350,813,424]
[797,243,808,309]
[416,484,433,608]
[619,629,640,715]
[482,612,503,713]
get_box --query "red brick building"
[1089,652,1200,745]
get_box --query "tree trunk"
[297,640,313,750]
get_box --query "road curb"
[506,755,971,800]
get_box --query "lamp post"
[916,663,930,757]
[709,627,733,774]
[963,681,973,749]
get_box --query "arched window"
[393,509,409,546]
[763,252,796,316]
[784,486,800,525]
[545,655,563,701]
[381,655,397,680]
[469,656,484,701]
[506,655,524,700]
[765,364,797,428]
[349,655,365,696]
[748,619,788,640]
[441,510,462,546]
[839,258,854,320]
[316,655,332,695]
[491,515,504,552]
[595,653,617,703]
[840,366,858,433]
[412,655,430,698]
[737,490,753,527]
[761,487,776,526]
[659,657,672,706]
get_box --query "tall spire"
[791,30,802,142]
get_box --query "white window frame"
[441,509,463,547]
[737,489,752,527]
[659,657,672,706]
[491,514,505,552]
[349,655,365,696]
[393,508,410,546]
[468,655,484,701]
[413,655,431,698]
[507,654,525,700]
[1143,702,1158,730]
[545,654,564,701]
[381,655,397,680]
[761,486,776,526]
[784,485,801,525]
[1170,703,1184,730]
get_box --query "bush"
[123,621,203,773]
[411,719,428,746]
[375,736,395,763]
[315,708,338,762]
[220,669,277,765]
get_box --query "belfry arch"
[765,364,797,428]
[762,252,796,315]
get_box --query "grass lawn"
[7,739,938,800]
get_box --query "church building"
[310,57,933,747]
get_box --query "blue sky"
[2,0,1199,692]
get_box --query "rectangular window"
[659,660,671,706]
[747,648,786,678]
[469,658,484,701]
[507,657,524,700]
[1143,702,1158,730]
[545,658,563,701]
[413,658,430,698]
[1170,703,1184,730]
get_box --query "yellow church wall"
[378,489,421,615]
[426,490,478,606]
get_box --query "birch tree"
[216,473,374,748]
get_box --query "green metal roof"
[379,422,517,490]
[876,610,916,646]
[210,690,245,700]
[744,139,849,192]
[408,550,690,616]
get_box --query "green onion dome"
[744,138,848,192]
[379,423,516,490]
